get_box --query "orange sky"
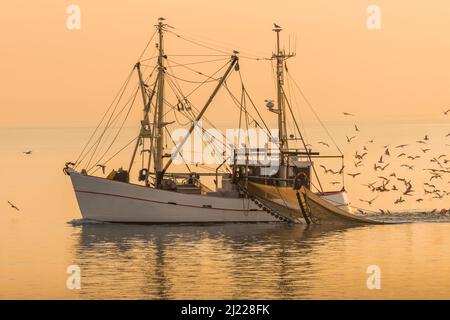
[1,0,450,127]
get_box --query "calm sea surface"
[1,123,449,299]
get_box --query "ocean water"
[0,123,449,299]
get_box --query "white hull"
[68,169,279,223]
[67,169,352,224]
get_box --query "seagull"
[362,182,377,191]
[416,198,424,203]
[22,150,32,155]
[273,23,282,29]
[375,163,389,171]
[7,201,20,211]
[421,148,431,153]
[396,144,408,149]
[354,160,363,168]
[378,155,384,164]
[318,141,330,148]
[398,153,406,158]
[354,151,367,160]
[320,165,332,174]
[359,196,378,206]
[346,136,356,143]
[96,164,106,174]
[342,112,355,116]
[355,125,360,132]
[368,138,375,143]
[347,172,361,178]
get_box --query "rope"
[87,86,140,172]
[90,136,138,175]
[167,30,231,55]
[281,87,324,193]
[137,30,157,61]
[74,68,134,169]
[167,57,230,67]
[166,29,268,60]
[286,70,343,155]
[166,72,219,84]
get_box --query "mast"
[274,26,288,154]
[154,17,166,182]
[272,24,294,183]
[158,54,239,183]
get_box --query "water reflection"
[71,223,361,299]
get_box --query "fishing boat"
[64,18,382,225]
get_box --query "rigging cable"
[166,29,267,60]
[90,136,138,175]
[74,68,134,169]
[286,70,343,155]
[76,29,158,169]
[87,63,157,171]
[88,86,140,173]
[281,86,324,193]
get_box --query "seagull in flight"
[318,141,330,148]
[23,150,32,155]
[7,201,20,211]
[273,23,282,29]
[360,196,378,206]
[347,172,361,178]
[342,112,355,116]
[96,164,106,174]
[444,109,450,115]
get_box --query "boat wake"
[359,209,450,223]
[67,219,109,226]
